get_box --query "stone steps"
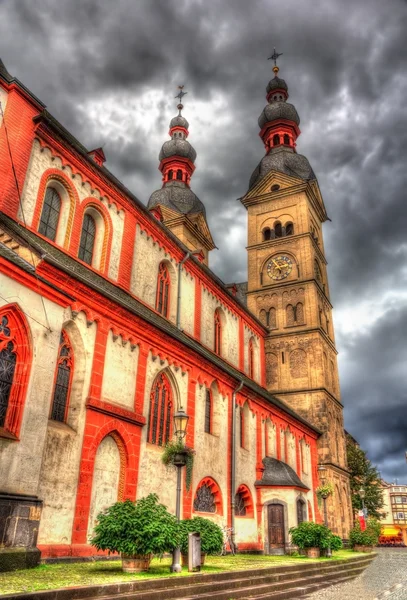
[5,554,376,600]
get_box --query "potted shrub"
[179,517,223,564]
[350,518,380,552]
[289,521,333,558]
[90,494,179,572]
[162,439,195,491]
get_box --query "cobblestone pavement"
[305,549,407,600]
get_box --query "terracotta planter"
[305,547,320,558]
[353,545,374,553]
[121,553,152,573]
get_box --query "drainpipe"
[176,252,190,329]
[231,379,244,550]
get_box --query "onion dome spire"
[148,86,205,216]
[248,49,316,190]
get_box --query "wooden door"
[268,504,285,549]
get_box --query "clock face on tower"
[267,255,293,280]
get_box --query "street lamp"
[317,465,332,558]
[171,406,189,573]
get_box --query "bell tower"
[241,51,351,536]
[148,86,215,265]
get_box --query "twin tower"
[147,62,350,535]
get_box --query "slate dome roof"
[255,457,308,489]
[148,180,205,216]
[266,75,288,94]
[159,139,197,163]
[170,115,189,130]
[249,147,316,190]
[258,102,300,129]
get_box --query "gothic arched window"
[0,307,31,437]
[0,317,16,428]
[156,263,170,318]
[284,134,290,145]
[274,222,282,237]
[50,331,73,422]
[214,309,222,355]
[39,188,61,242]
[78,213,96,265]
[204,388,212,434]
[147,373,173,446]
[273,134,280,146]
[176,169,183,180]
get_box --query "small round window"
[271,184,280,192]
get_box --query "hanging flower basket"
[316,482,334,500]
[161,439,195,490]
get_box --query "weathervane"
[175,85,187,115]
[268,47,283,74]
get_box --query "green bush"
[90,494,179,557]
[329,534,343,551]
[289,521,340,551]
[349,518,381,548]
[179,517,223,555]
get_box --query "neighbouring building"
[0,55,352,565]
[380,482,407,545]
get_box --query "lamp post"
[317,465,332,558]
[171,406,189,573]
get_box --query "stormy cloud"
[1,0,406,481]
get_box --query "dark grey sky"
[1,0,406,483]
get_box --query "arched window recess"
[38,187,61,242]
[214,309,222,355]
[78,213,96,266]
[156,262,170,318]
[147,372,173,446]
[50,331,74,422]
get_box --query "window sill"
[47,419,76,434]
[0,428,18,441]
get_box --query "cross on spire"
[268,47,283,73]
[175,85,187,115]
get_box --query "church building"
[0,55,351,562]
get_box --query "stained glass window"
[0,317,16,428]
[78,213,96,265]
[50,331,73,422]
[39,188,61,242]
[193,484,216,513]
[147,373,172,446]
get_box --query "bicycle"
[219,526,237,555]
